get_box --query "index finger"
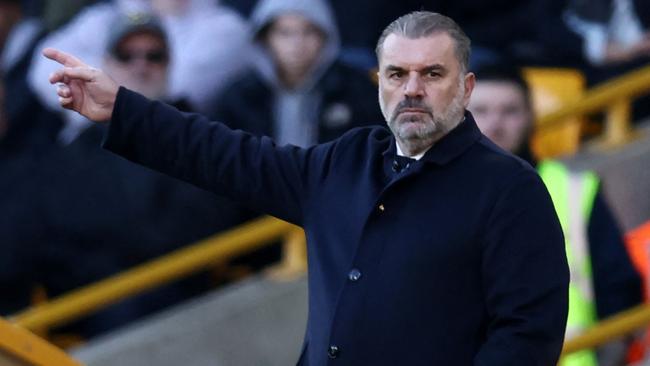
[42,48,86,68]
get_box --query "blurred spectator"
[0,1,60,314]
[428,0,537,69]
[0,75,39,315]
[387,0,588,69]
[28,0,250,116]
[0,0,62,155]
[210,0,383,147]
[103,12,170,101]
[40,0,102,31]
[328,0,412,70]
[564,0,650,122]
[565,0,650,66]
[0,0,42,78]
[223,0,417,70]
[469,63,642,366]
[0,14,251,337]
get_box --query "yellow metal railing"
[537,63,650,149]
[11,216,305,332]
[0,316,82,366]
[562,304,650,356]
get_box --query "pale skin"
[604,32,650,65]
[44,47,119,122]
[377,33,475,156]
[103,32,169,100]
[265,13,325,89]
[469,81,532,153]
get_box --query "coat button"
[348,269,362,282]
[391,160,400,172]
[328,345,340,359]
[378,204,385,212]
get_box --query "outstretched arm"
[43,48,328,225]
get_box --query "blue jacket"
[104,88,569,366]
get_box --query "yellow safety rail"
[0,316,82,366]
[561,303,650,359]
[11,216,304,332]
[537,63,650,149]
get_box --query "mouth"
[398,108,430,114]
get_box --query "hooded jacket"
[210,0,383,147]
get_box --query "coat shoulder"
[467,135,542,187]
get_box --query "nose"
[403,73,425,97]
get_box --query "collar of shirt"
[396,143,428,160]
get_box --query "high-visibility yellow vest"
[538,160,600,366]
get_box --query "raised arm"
[44,48,325,224]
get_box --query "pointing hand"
[44,47,119,122]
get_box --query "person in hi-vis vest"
[469,63,643,366]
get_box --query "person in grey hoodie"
[209,0,383,147]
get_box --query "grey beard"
[391,98,465,156]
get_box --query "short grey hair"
[375,11,471,73]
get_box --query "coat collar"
[382,110,482,166]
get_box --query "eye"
[388,71,404,80]
[426,70,441,79]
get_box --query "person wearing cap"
[469,63,642,366]
[28,0,250,115]
[209,0,383,147]
[103,13,171,102]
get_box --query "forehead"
[379,32,457,70]
[118,31,166,49]
[271,13,315,29]
[471,81,527,106]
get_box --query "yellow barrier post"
[535,64,650,153]
[602,99,634,148]
[268,228,308,280]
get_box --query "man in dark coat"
[44,11,569,366]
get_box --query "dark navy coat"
[104,88,569,366]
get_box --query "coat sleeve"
[103,87,331,225]
[475,169,569,366]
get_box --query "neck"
[279,69,308,89]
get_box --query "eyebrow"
[422,64,446,74]
[384,64,447,74]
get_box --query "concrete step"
[71,275,308,366]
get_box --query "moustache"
[393,98,433,119]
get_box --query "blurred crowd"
[0,0,649,354]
